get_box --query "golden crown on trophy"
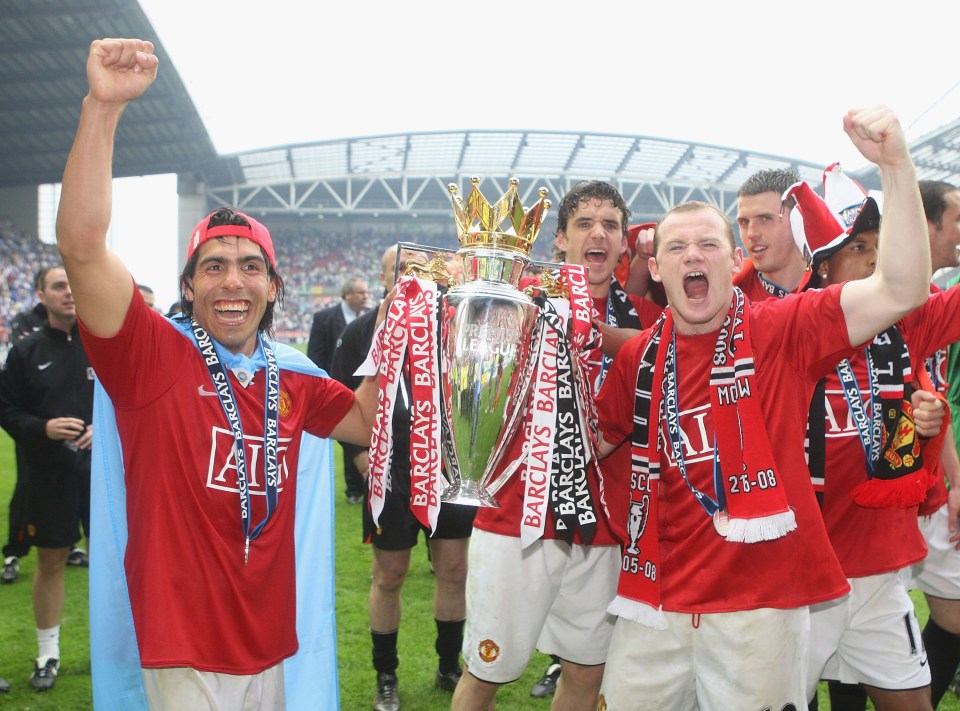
[448,177,551,255]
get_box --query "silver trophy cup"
[396,178,552,508]
[439,247,541,507]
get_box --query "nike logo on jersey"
[198,385,218,397]
[38,362,53,370]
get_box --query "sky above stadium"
[137,0,960,166]
[111,0,960,310]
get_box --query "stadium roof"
[0,0,217,189]
[908,116,960,183]
[203,131,835,223]
[210,130,828,190]
[2,0,960,205]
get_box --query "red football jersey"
[82,293,354,673]
[818,286,960,577]
[597,286,854,612]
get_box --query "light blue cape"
[88,338,339,709]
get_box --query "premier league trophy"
[438,177,551,507]
[367,176,592,529]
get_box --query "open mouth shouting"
[683,271,708,300]
[584,246,609,265]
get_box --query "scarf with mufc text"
[608,289,795,629]
[806,325,934,508]
[366,276,444,533]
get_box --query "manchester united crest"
[279,390,292,419]
[477,638,500,663]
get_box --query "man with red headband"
[56,38,381,710]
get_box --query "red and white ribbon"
[519,298,566,548]
[406,278,443,532]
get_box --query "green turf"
[0,431,549,708]
[1,428,958,709]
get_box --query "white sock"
[37,625,60,664]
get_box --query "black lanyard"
[836,350,881,476]
[191,320,280,564]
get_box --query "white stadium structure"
[2,0,960,341]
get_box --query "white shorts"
[808,572,929,697]
[142,664,285,711]
[599,608,809,711]
[912,504,960,600]
[462,529,619,683]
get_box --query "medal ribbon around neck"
[836,354,880,476]
[191,319,279,565]
[662,332,726,524]
[756,271,790,299]
[595,292,615,392]
[593,277,643,392]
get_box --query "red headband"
[187,211,276,269]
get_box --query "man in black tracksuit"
[0,265,95,691]
[2,273,49,584]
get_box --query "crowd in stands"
[4,216,551,347]
[270,226,460,339]
[0,218,61,347]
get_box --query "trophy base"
[441,481,501,508]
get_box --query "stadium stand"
[1,217,497,350]
[0,218,60,351]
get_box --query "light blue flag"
[89,340,339,709]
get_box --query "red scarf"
[609,289,795,628]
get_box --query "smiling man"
[55,38,380,710]
[593,107,932,709]
[794,170,960,711]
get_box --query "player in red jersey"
[920,180,960,710]
[793,165,960,711]
[452,181,662,711]
[56,38,381,710]
[735,168,812,300]
[814,177,960,711]
[594,106,931,710]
